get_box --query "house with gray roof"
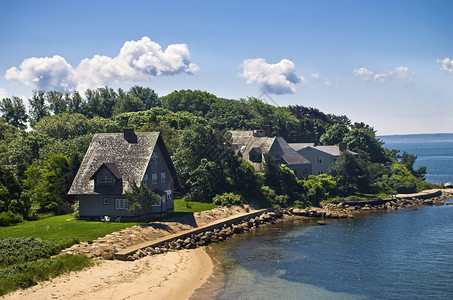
[230,130,312,178]
[289,142,357,175]
[68,129,179,221]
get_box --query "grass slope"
[0,215,141,248]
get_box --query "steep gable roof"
[230,131,311,168]
[90,162,122,180]
[69,132,178,195]
[276,137,311,165]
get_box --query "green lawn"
[173,198,218,213]
[0,215,141,247]
[0,199,217,246]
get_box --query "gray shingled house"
[289,142,357,175]
[230,130,312,179]
[68,129,179,221]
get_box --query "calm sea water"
[379,133,453,185]
[200,203,453,299]
[194,134,453,299]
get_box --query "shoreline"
[4,189,452,299]
[3,247,213,300]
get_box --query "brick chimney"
[339,142,347,152]
[123,128,137,143]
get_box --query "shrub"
[0,211,21,227]
[0,237,60,267]
[72,200,80,220]
[213,193,243,207]
[273,195,290,207]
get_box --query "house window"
[115,199,129,210]
[100,175,113,183]
[142,174,148,185]
[152,173,157,184]
[318,170,323,175]
[103,198,109,205]
[161,172,166,183]
[166,190,172,200]
[152,152,158,163]
[152,196,161,206]
[317,158,322,164]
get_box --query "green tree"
[23,154,71,212]
[173,124,233,185]
[125,181,161,216]
[329,151,372,195]
[0,96,28,129]
[127,86,160,109]
[34,113,102,140]
[320,124,349,145]
[344,125,389,163]
[47,91,67,114]
[28,90,50,128]
[0,165,22,214]
[161,90,217,116]
[67,91,84,114]
[185,158,222,202]
[113,94,145,115]
[225,156,261,197]
[138,121,180,155]
[400,152,426,179]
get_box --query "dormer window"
[100,175,113,184]
[152,152,158,163]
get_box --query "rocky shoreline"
[286,189,453,222]
[62,189,453,261]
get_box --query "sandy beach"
[3,247,213,300]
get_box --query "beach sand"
[3,247,213,300]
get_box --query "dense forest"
[0,86,435,225]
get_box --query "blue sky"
[1,0,452,135]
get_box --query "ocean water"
[199,203,453,299]
[379,133,453,185]
[193,134,453,299]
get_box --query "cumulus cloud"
[437,58,453,75]
[353,66,413,82]
[240,58,306,94]
[5,37,198,92]
[5,55,75,91]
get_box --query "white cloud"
[353,66,413,82]
[0,87,7,99]
[311,73,321,80]
[353,67,375,81]
[239,58,306,94]
[5,37,198,92]
[323,80,331,87]
[437,58,453,74]
[5,55,75,91]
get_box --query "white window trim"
[161,172,166,183]
[166,190,172,200]
[103,197,109,205]
[115,198,129,210]
[152,173,157,184]
[152,152,158,163]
